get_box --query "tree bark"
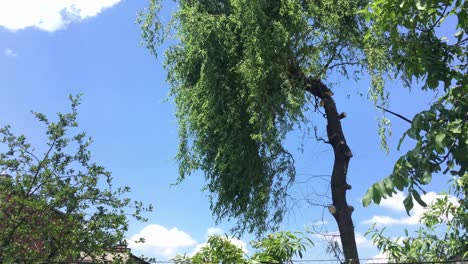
[305,78,359,264]
[288,62,359,263]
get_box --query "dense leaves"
[361,0,467,260]
[362,0,467,213]
[250,231,313,264]
[368,185,467,261]
[173,235,248,264]
[141,0,368,236]
[0,95,151,263]
[363,85,467,213]
[173,231,313,264]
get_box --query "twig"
[376,105,412,124]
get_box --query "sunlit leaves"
[251,231,313,263]
[140,0,369,236]
[173,231,313,264]
[0,95,151,262]
[363,0,467,214]
[367,187,467,261]
[363,84,467,213]
[174,235,248,264]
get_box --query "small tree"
[250,231,313,264]
[0,95,151,263]
[173,231,313,264]
[173,235,248,264]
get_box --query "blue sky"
[0,0,453,262]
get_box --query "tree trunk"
[303,78,360,263]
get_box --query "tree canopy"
[141,0,369,235]
[0,95,151,263]
[140,0,467,262]
[360,0,467,260]
[362,0,467,212]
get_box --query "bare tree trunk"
[297,72,359,263]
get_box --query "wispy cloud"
[362,191,458,227]
[128,224,196,259]
[4,48,18,58]
[0,0,122,32]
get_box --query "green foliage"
[0,95,151,263]
[363,85,467,213]
[361,0,467,260]
[364,0,466,91]
[173,231,313,264]
[173,235,248,264]
[362,0,467,214]
[140,0,369,236]
[367,178,467,261]
[250,231,313,264]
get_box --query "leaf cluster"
[140,0,368,236]
[0,95,152,263]
[173,231,313,264]
[362,0,467,214]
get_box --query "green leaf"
[421,171,432,184]
[435,133,446,150]
[397,133,407,150]
[411,190,427,207]
[427,77,439,89]
[403,194,414,215]
[416,0,427,10]
[362,188,373,207]
[372,185,382,204]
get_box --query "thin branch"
[314,126,330,144]
[376,105,412,124]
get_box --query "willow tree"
[140,1,374,262]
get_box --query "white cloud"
[229,237,248,254]
[362,191,458,227]
[128,224,196,259]
[189,227,248,256]
[355,232,373,248]
[314,231,372,249]
[365,252,389,264]
[313,231,340,245]
[203,227,248,254]
[128,225,248,260]
[310,220,329,226]
[4,48,18,57]
[378,191,406,212]
[206,227,223,237]
[0,0,122,32]
[191,238,248,256]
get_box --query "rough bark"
[288,64,359,263]
[305,78,359,264]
